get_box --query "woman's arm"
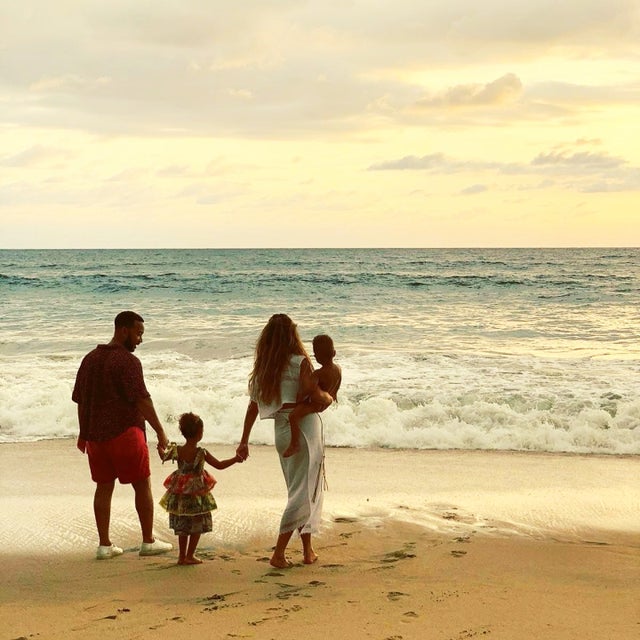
[236,400,259,460]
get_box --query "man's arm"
[76,405,87,452]
[136,396,169,449]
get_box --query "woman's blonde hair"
[249,314,309,405]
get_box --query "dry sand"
[1,441,638,640]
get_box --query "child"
[159,412,243,565]
[283,334,342,458]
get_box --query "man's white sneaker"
[96,544,124,560]
[139,539,173,556]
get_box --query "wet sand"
[1,441,638,639]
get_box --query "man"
[73,311,173,559]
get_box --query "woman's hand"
[237,401,258,461]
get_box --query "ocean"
[1,247,639,454]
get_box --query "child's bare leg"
[283,405,313,458]
[177,535,188,564]
[283,411,301,458]
[301,532,318,564]
[183,534,202,564]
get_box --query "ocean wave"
[1,350,638,455]
[1,248,639,453]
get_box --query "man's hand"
[156,430,169,451]
[77,437,87,453]
[236,442,249,461]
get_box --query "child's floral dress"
[160,444,217,535]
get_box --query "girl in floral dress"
[159,412,242,565]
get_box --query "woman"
[236,314,332,568]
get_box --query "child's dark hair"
[179,412,203,439]
[312,334,334,358]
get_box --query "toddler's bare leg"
[183,534,202,564]
[283,408,303,458]
[177,535,188,564]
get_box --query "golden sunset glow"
[1,1,639,248]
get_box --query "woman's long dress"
[254,354,325,535]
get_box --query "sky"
[1,1,639,248]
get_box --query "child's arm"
[297,361,333,407]
[204,449,243,469]
[309,384,333,409]
[329,365,342,400]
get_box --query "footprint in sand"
[382,546,417,563]
[454,626,492,638]
[401,611,419,621]
[387,591,409,601]
[200,593,228,611]
[454,535,471,543]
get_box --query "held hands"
[236,442,249,462]
[156,430,170,451]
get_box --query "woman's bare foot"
[303,550,318,564]
[270,554,293,569]
[282,441,300,458]
[178,556,203,565]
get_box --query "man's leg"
[132,477,155,543]
[94,481,115,547]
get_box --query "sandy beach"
[1,441,638,639]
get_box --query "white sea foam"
[1,349,638,454]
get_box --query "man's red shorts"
[86,426,150,484]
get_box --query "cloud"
[531,151,626,170]
[29,75,112,93]
[368,141,640,193]
[155,164,192,178]
[368,153,503,173]
[460,184,489,195]
[0,145,68,167]
[526,81,640,106]
[415,74,523,108]
[1,2,638,137]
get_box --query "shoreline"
[3,434,639,458]
[1,440,639,554]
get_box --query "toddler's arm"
[297,362,332,407]
[308,384,333,410]
[204,450,244,469]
